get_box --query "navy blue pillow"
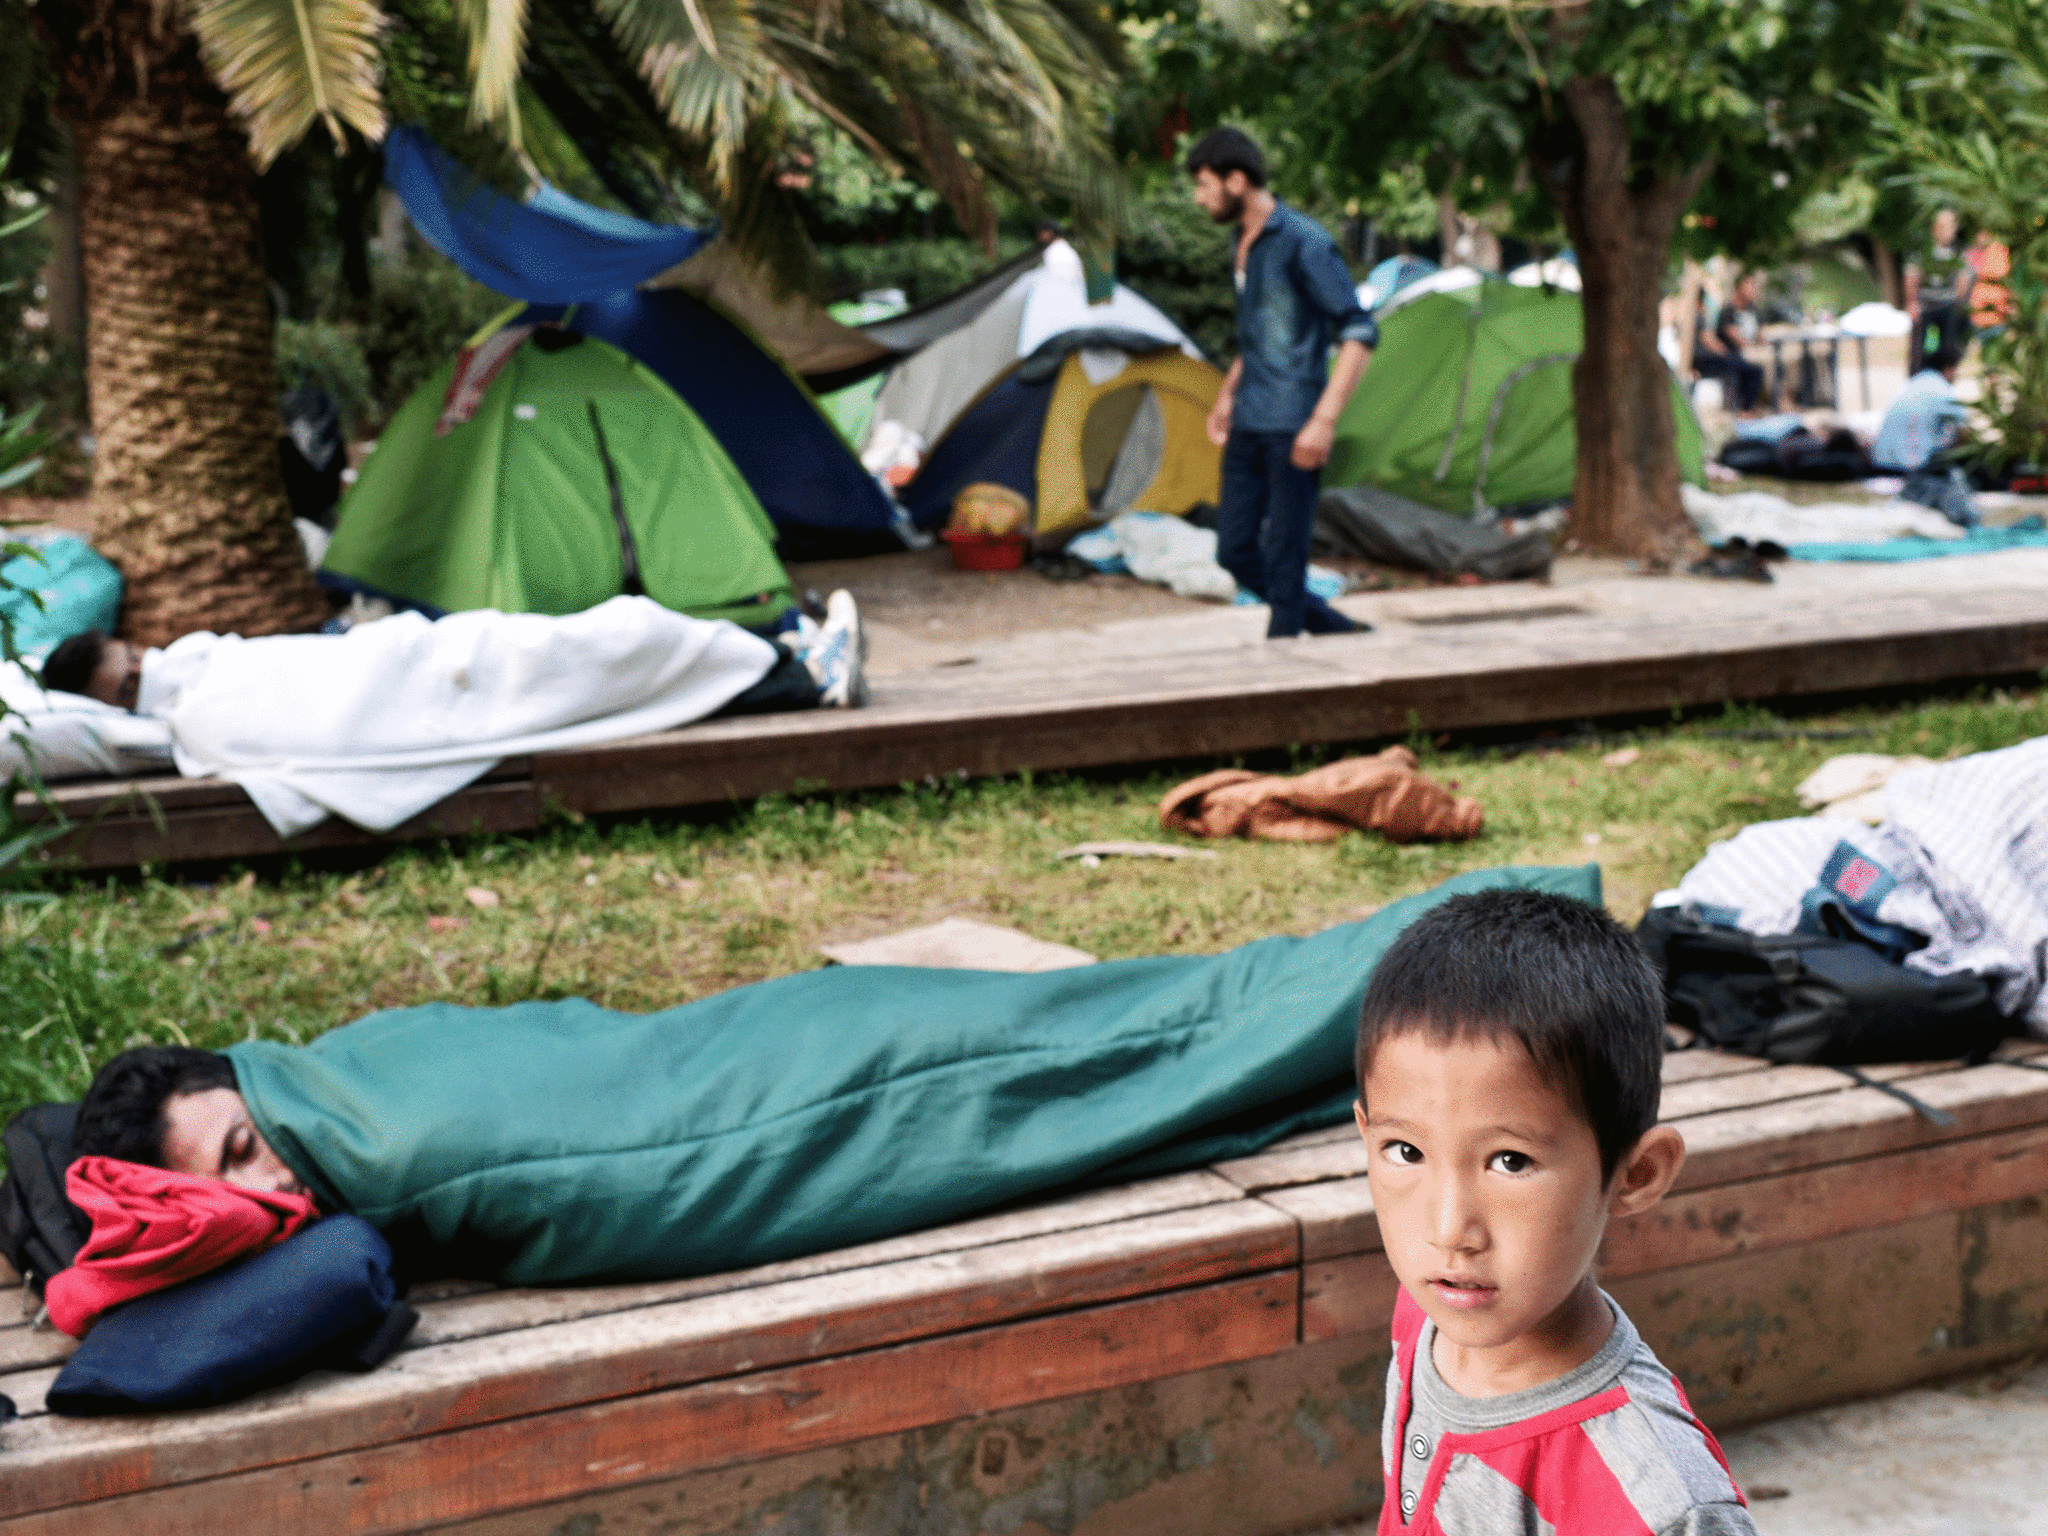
[47,1215,417,1415]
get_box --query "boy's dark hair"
[1355,890,1665,1183]
[40,630,108,698]
[1184,126,1267,188]
[71,1047,238,1167]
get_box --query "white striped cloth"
[1676,737,2048,1037]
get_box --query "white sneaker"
[806,589,868,708]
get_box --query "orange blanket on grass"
[1159,746,1484,844]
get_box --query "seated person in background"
[1355,891,1756,1535]
[1873,341,1969,474]
[1691,271,1768,414]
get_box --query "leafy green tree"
[1857,0,2048,472]
[2,0,1122,643]
[1144,0,1900,559]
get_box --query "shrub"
[275,318,378,440]
[359,251,509,427]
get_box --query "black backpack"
[0,1104,91,1299]
[1637,907,2012,1069]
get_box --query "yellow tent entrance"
[1033,351,1225,537]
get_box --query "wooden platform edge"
[0,1273,1301,1536]
[20,598,2048,870]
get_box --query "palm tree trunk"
[67,20,328,646]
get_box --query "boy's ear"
[1607,1124,1686,1217]
[1353,1099,1369,1141]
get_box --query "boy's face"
[1358,1028,1631,1391]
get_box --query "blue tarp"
[384,127,711,304]
[1790,518,2048,562]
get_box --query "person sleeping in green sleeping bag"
[68,864,1598,1287]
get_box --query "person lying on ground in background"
[41,592,867,721]
[1355,890,1757,1535]
[33,592,868,838]
[1186,125,1376,641]
[1692,271,1769,415]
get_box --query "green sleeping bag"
[227,864,1598,1284]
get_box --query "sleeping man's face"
[159,1088,309,1200]
[85,638,144,712]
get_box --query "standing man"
[1904,208,1971,371]
[1188,127,1377,639]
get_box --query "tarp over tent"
[1327,276,1703,514]
[384,129,711,305]
[877,244,1226,536]
[320,330,794,626]
[385,129,896,539]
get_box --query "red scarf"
[45,1157,318,1338]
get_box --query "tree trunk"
[41,161,86,366]
[1674,258,1704,378]
[1871,237,1902,310]
[1539,77,1710,565]
[62,15,328,646]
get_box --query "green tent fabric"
[225,863,1598,1286]
[1327,281,1704,515]
[322,334,794,625]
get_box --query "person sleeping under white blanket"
[27,593,866,838]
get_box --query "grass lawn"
[5,683,2047,1143]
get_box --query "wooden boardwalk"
[4,1041,2046,1536]
[20,557,2048,870]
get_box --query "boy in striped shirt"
[1356,891,1756,1535]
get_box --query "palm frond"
[185,0,389,168]
[453,0,533,141]
[593,0,768,186]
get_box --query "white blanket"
[145,598,777,837]
[1676,737,2048,1035]
[1680,483,1963,549]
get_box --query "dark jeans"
[1694,350,1766,412]
[1910,298,1968,371]
[1217,429,1356,639]
[710,647,820,718]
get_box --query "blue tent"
[900,373,1052,528]
[386,129,895,539]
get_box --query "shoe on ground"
[807,589,869,708]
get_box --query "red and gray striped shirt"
[1379,1289,1756,1535]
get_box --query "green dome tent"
[322,330,794,625]
[1326,276,1703,515]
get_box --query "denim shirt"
[1232,200,1380,433]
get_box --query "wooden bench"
[4,1041,2045,1536]
[20,578,2048,871]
